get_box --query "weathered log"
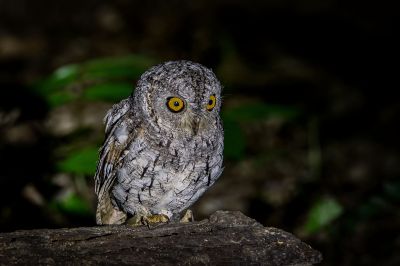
[0,210,322,265]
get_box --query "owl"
[94,60,224,225]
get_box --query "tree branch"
[0,210,322,265]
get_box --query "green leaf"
[82,55,156,79]
[31,54,156,107]
[57,147,99,175]
[34,64,80,94]
[47,90,76,107]
[222,115,246,160]
[83,83,132,102]
[57,192,92,216]
[304,197,343,235]
[224,103,300,122]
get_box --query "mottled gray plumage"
[94,60,224,225]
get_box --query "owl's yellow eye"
[206,95,217,111]
[166,97,185,113]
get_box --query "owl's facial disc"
[152,86,218,137]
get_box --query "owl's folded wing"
[94,98,132,198]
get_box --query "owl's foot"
[142,214,170,226]
[180,209,194,223]
[127,214,169,228]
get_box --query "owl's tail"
[96,193,127,225]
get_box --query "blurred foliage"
[33,55,156,107]
[223,103,301,160]
[51,192,92,216]
[57,147,98,175]
[224,102,300,122]
[83,83,132,102]
[383,181,400,201]
[303,197,343,235]
[222,116,246,160]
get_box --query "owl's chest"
[126,136,213,183]
[112,135,222,214]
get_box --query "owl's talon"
[180,209,194,223]
[127,213,169,227]
[140,214,170,229]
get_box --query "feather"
[94,99,133,224]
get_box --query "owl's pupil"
[174,101,179,107]
[208,99,213,105]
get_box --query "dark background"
[0,0,398,265]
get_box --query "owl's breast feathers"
[110,122,224,220]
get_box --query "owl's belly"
[111,147,223,219]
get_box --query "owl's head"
[133,60,222,137]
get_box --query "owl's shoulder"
[104,98,134,134]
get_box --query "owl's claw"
[141,214,170,228]
[127,214,169,228]
[180,209,194,223]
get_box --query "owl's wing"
[94,98,132,198]
[94,98,137,224]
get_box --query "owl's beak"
[181,111,202,136]
[191,117,200,135]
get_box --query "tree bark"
[0,210,322,265]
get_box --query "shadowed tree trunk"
[0,210,322,265]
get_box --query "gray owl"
[94,60,224,225]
